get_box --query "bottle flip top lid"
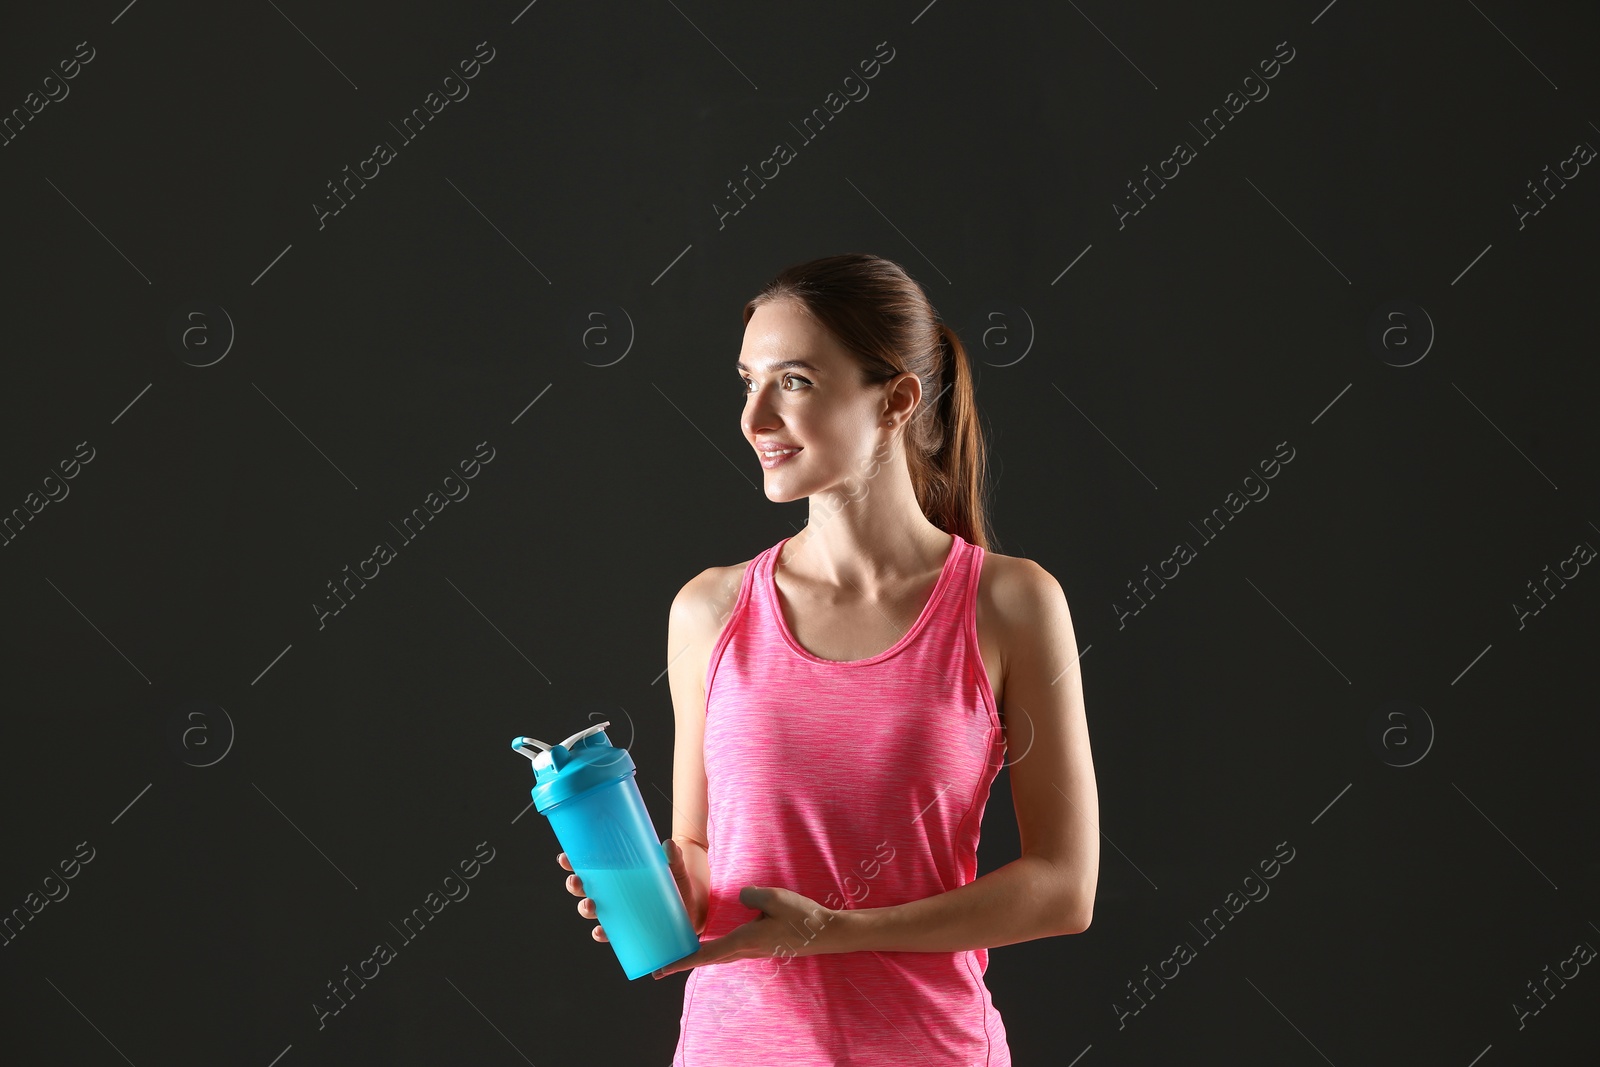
[512,721,611,769]
[511,722,634,811]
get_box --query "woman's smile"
[759,446,803,469]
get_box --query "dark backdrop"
[2,1,1596,1064]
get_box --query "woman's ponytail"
[917,320,994,551]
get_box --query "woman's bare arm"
[665,565,740,933]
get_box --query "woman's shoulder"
[977,545,1059,591]
[670,557,758,639]
[976,547,1069,634]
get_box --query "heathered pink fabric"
[672,531,1011,1066]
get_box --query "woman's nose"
[742,394,781,436]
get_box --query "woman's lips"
[759,447,802,469]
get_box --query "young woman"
[559,253,1099,1065]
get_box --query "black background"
[2,1,1596,1064]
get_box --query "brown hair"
[742,252,996,551]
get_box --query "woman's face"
[737,299,913,503]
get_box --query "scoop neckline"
[768,532,963,667]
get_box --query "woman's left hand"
[652,885,842,979]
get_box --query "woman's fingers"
[559,854,587,899]
[560,853,606,939]
[566,878,604,940]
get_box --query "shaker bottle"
[512,722,700,980]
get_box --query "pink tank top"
[672,531,1012,1066]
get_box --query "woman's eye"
[739,375,810,395]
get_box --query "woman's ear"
[883,371,922,426]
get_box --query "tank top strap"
[915,532,976,669]
[957,533,984,638]
[752,535,786,631]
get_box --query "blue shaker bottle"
[512,722,700,980]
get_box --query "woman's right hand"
[558,852,606,942]
[560,840,707,942]
[663,837,710,936]
[661,838,696,929]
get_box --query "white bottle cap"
[511,722,612,770]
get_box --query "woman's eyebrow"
[735,359,819,373]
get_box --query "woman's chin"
[762,477,811,504]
